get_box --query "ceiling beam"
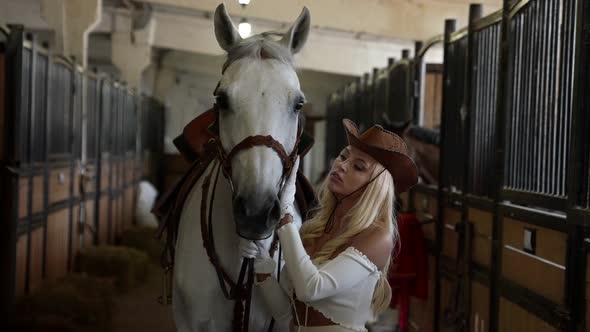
[140,0,501,40]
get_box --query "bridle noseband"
[210,103,303,193]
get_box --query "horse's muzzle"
[233,193,281,240]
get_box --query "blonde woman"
[241,119,418,332]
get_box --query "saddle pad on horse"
[152,108,317,242]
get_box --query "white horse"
[173,4,310,332]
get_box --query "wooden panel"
[118,193,125,233]
[32,175,44,214]
[501,217,566,304]
[114,160,123,189]
[17,175,44,218]
[468,208,493,267]
[100,160,110,191]
[423,69,443,129]
[15,234,27,297]
[123,186,135,230]
[470,281,489,332]
[28,227,44,292]
[46,208,70,281]
[49,167,71,205]
[111,195,123,240]
[499,297,559,332]
[142,156,152,181]
[84,164,97,194]
[72,167,81,198]
[98,195,109,244]
[442,208,461,259]
[71,200,96,258]
[415,191,438,241]
[409,255,436,332]
[18,178,27,218]
[135,157,143,182]
[125,158,135,184]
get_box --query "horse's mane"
[222,32,295,74]
[408,126,440,146]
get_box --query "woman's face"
[327,146,378,197]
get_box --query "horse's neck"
[405,135,439,186]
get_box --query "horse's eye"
[294,101,304,112]
[215,94,229,110]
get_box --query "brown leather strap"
[222,135,292,176]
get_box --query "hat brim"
[342,119,418,193]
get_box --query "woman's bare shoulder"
[349,225,394,270]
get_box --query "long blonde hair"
[300,164,398,315]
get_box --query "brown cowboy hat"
[342,119,418,193]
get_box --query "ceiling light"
[238,19,251,38]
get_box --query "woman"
[240,119,418,331]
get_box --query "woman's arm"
[255,274,293,321]
[276,221,391,302]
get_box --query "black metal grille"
[48,61,72,157]
[100,80,112,155]
[374,70,388,125]
[468,23,501,197]
[73,71,82,159]
[387,63,411,124]
[442,36,468,192]
[504,0,577,203]
[125,93,137,153]
[87,77,98,161]
[31,52,47,162]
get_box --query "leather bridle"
[211,103,303,194]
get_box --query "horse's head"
[382,114,441,185]
[213,4,310,239]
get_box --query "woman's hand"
[239,239,276,281]
[238,238,258,258]
[279,157,299,222]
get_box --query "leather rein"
[200,104,303,332]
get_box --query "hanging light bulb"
[238,18,252,38]
[238,0,251,7]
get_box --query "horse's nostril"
[233,196,247,217]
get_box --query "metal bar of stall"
[24,32,36,295]
[0,24,24,322]
[42,45,52,280]
[567,0,590,330]
[531,0,540,195]
[542,0,550,195]
[463,5,483,328]
[436,18,457,332]
[489,0,511,330]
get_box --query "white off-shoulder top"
[256,222,381,332]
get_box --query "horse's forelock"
[222,35,295,74]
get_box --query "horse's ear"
[382,113,412,136]
[214,4,242,52]
[280,7,311,54]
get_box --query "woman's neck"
[328,191,362,233]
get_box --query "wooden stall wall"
[0,26,165,319]
[421,64,443,130]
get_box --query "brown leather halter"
[211,103,303,194]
